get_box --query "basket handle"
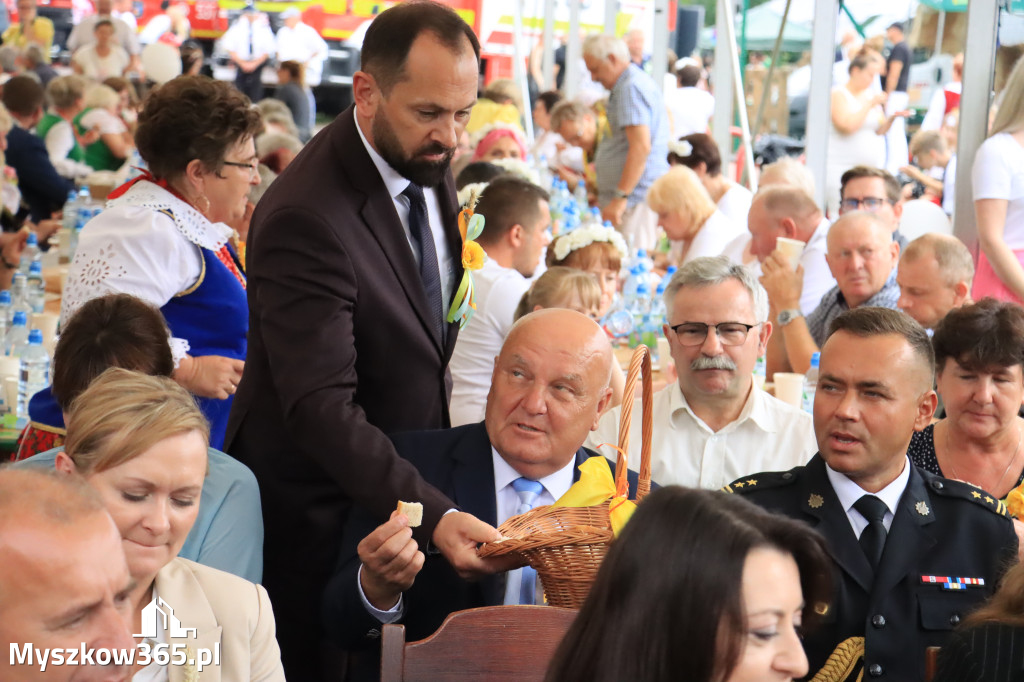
[614,345,654,502]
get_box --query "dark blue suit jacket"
[6,125,73,222]
[322,422,641,678]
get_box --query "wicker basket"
[477,344,654,608]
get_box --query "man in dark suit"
[224,3,502,678]
[323,310,636,679]
[2,75,73,222]
[729,307,1018,681]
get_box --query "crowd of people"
[5,1,1024,681]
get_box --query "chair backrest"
[380,605,578,682]
[925,646,940,682]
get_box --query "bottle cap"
[28,329,42,344]
[12,311,26,325]
[29,261,41,274]
[26,233,37,246]
[810,352,820,368]
[0,290,11,305]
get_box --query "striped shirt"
[595,64,670,207]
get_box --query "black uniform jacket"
[728,454,1018,682]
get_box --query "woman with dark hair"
[907,299,1024,503]
[546,486,832,682]
[59,75,262,449]
[274,59,312,142]
[669,132,752,225]
[934,558,1024,680]
[15,293,175,461]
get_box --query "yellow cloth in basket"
[551,457,636,535]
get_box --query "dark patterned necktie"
[402,183,443,340]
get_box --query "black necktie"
[853,494,888,570]
[402,183,444,341]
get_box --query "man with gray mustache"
[586,256,816,488]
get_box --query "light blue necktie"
[511,477,545,605]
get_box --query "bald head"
[486,309,614,479]
[748,186,822,259]
[504,308,613,387]
[0,469,136,679]
[825,212,900,309]
[827,211,892,251]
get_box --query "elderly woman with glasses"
[59,75,261,449]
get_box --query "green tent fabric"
[700,3,815,51]
[919,0,1024,11]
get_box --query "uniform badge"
[808,494,824,509]
[921,575,985,590]
[915,501,930,516]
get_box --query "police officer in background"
[727,307,1017,681]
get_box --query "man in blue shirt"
[582,33,668,251]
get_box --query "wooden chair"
[380,605,578,682]
[925,646,941,682]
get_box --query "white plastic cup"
[4,376,17,414]
[32,314,59,353]
[656,337,672,371]
[773,372,805,407]
[774,237,806,270]
[0,356,18,381]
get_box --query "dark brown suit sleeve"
[249,203,453,539]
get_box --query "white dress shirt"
[274,21,328,86]
[825,456,911,538]
[448,258,531,426]
[218,15,276,61]
[67,14,140,55]
[586,381,816,489]
[797,217,836,315]
[352,108,454,310]
[43,117,93,179]
[359,447,577,620]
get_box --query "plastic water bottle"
[0,291,11,343]
[601,293,634,341]
[18,232,40,275]
[61,188,78,233]
[573,180,588,210]
[6,311,28,357]
[17,328,49,421]
[651,281,667,328]
[802,352,820,413]
[629,283,652,349]
[26,261,45,314]
[9,273,31,327]
[753,355,767,389]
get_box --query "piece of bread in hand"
[396,501,423,527]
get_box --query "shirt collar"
[825,455,911,517]
[492,446,577,501]
[352,107,413,200]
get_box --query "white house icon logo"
[133,597,197,639]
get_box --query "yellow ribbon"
[552,456,636,535]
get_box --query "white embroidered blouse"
[60,181,236,365]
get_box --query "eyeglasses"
[222,159,259,177]
[668,321,761,347]
[839,197,893,212]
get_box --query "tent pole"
[712,0,734,161]
[954,0,999,245]
[719,0,756,191]
[805,0,838,210]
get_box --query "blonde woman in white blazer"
[55,368,285,682]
